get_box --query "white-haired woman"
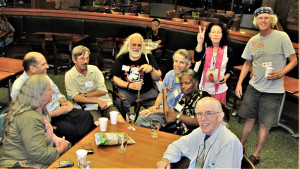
[0,75,69,168]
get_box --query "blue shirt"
[156,70,182,108]
[163,124,243,168]
[11,72,66,112]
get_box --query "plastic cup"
[265,67,274,78]
[110,111,118,125]
[150,119,160,138]
[99,117,108,132]
[76,149,87,167]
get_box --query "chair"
[231,14,243,31]
[25,33,47,55]
[170,156,190,169]
[141,4,150,14]
[241,155,256,169]
[169,155,254,169]
[111,11,123,15]
[172,18,184,23]
[52,35,73,75]
[138,13,149,18]
[86,6,96,12]
[95,37,117,72]
[200,21,211,27]
[124,12,135,16]
[217,10,225,14]
[96,7,106,13]
[129,6,137,14]
[186,19,199,25]
[110,78,157,120]
[166,10,176,20]
[226,11,235,18]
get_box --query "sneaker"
[248,155,260,165]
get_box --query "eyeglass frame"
[196,112,220,118]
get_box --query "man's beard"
[80,63,88,70]
[129,48,142,58]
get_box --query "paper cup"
[110,111,118,125]
[99,117,108,132]
[76,149,87,166]
[265,67,274,78]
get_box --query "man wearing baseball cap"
[235,7,297,165]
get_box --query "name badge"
[173,89,179,98]
[85,81,93,88]
[122,65,130,71]
[262,62,272,67]
[175,103,183,112]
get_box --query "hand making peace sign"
[197,26,206,45]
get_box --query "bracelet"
[150,66,154,73]
[176,114,181,120]
[127,82,131,90]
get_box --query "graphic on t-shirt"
[251,38,268,63]
[124,65,144,83]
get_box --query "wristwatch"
[176,114,181,120]
[84,93,87,97]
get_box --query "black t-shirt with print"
[110,53,160,94]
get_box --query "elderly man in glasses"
[157,97,243,169]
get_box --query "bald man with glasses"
[157,97,243,169]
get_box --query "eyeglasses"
[196,112,219,118]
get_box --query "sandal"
[248,155,260,165]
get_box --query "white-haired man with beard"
[110,33,162,118]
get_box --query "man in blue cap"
[235,7,297,165]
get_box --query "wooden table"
[33,32,89,43]
[47,122,181,168]
[0,57,24,98]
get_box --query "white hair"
[116,33,151,58]
[253,14,278,29]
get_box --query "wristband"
[127,82,131,90]
[176,114,181,120]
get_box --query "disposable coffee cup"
[76,149,87,166]
[265,67,274,78]
[110,111,118,125]
[99,117,108,132]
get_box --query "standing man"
[110,33,162,118]
[145,18,166,60]
[157,97,243,168]
[11,52,95,145]
[65,45,125,124]
[135,49,192,128]
[235,7,297,165]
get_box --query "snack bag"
[95,132,136,146]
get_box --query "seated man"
[157,97,243,169]
[163,69,210,135]
[144,18,166,60]
[65,45,125,124]
[135,49,192,128]
[11,52,95,145]
[0,13,15,48]
[110,33,162,118]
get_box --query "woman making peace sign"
[194,22,234,106]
